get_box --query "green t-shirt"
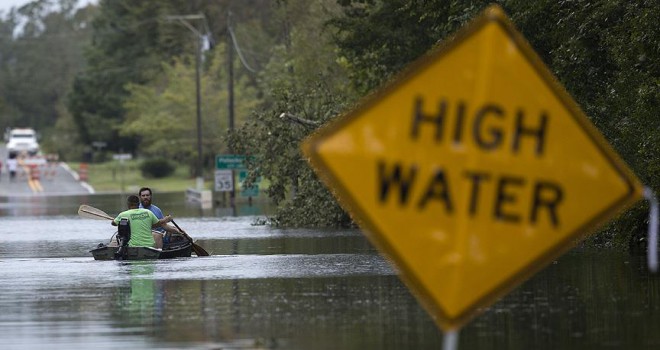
[113,208,159,247]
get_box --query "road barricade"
[79,163,88,182]
[29,164,40,181]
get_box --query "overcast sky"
[0,0,96,14]
[0,0,29,13]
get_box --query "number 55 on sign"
[215,169,234,192]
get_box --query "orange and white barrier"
[79,163,88,182]
[29,164,40,181]
[13,154,60,184]
[24,160,44,192]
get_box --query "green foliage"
[330,0,490,94]
[274,162,354,228]
[140,158,175,178]
[67,1,185,152]
[228,0,354,227]
[69,159,198,192]
[228,80,352,228]
[509,0,660,245]
[327,0,659,242]
[60,0,288,160]
[66,0,281,156]
[121,45,258,176]
[231,0,659,236]
[0,0,94,150]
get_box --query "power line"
[227,19,257,73]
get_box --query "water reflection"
[1,193,659,349]
[465,250,660,349]
[115,262,161,329]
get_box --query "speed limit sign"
[214,169,234,192]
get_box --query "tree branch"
[279,112,321,127]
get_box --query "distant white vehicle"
[6,128,40,157]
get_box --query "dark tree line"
[230,0,658,249]
[0,0,95,151]
[67,0,278,155]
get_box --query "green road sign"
[215,154,245,170]
[239,170,260,197]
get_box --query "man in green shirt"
[112,195,173,248]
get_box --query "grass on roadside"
[68,160,204,193]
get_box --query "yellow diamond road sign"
[301,5,643,330]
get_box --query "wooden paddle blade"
[171,219,210,256]
[78,204,114,220]
[191,242,210,256]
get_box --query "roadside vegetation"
[1,1,657,249]
[68,160,270,198]
[68,160,198,193]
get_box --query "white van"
[6,128,40,156]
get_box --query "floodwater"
[0,192,659,349]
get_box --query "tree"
[66,0,279,157]
[330,0,491,94]
[0,0,94,146]
[234,0,492,227]
[67,0,188,154]
[228,0,354,227]
[122,44,258,176]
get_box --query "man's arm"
[153,214,173,228]
[158,223,181,234]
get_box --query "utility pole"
[227,12,235,131]
[164,14,208,190]
[227,11,236,205]
[195,31,203,190]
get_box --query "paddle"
[171,219,210,257]
[78,204,114,220]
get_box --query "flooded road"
[1,192,659,349]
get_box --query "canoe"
[90,231,193,260]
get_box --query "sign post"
[301,4,643,334]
